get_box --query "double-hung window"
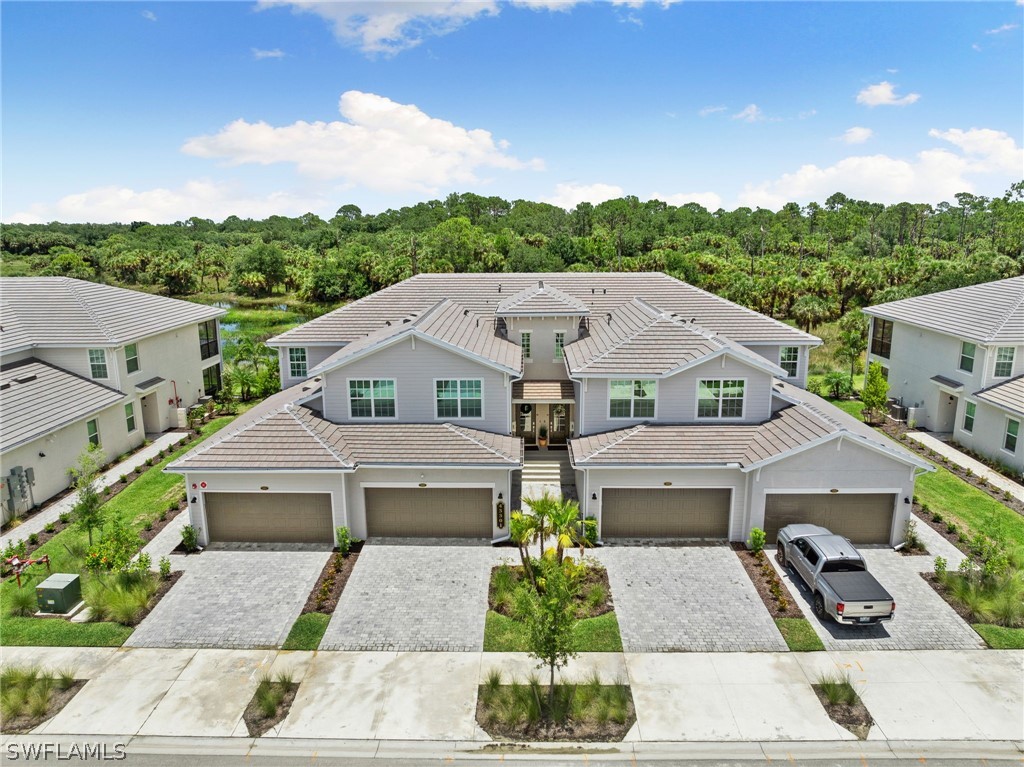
[870,319,892,358]
[86,419,100,447]
[436,379,483,419]
[959,341,976,374]
[1005,419,1020,453]
[697,379,745,418]
[289,348,308,378]
[554,332,566,361]
[202,364,221,396]
[349,379,396,418]
[962,401,976,433]
[780,346,799,378]
[521,332,532,361]
[88,349,108,379]
[994,347,1015,378]
[199,320,219,360]
[609,380,656,419]
[125,403,137,433]
[125,343,140,374]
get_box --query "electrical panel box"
[36,574,82,615]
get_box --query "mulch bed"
[118,571,185,627]
[299,542,363,615]
[913,505,974,558]
[139,504,187,545]
[811,686,873,740]
[488,563,614,619]
[732,544,802,619]
[242,682,299,738]
[0,680,87,734]
[920,572,977,624]
[475,685,636,742]
[880,422,1024,515]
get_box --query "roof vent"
[0,383,9,391]
[603,288,607,294]
[498,283,502,293]
[591,288,595,294]
[691,317,697,324]
[464,309,469,316]
[402,318,411,323]
[385,320,392,326]
[606,313,612,324]
[13,375,37,384]
[476,318,480,327]
[538,280,544,289]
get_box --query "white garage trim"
[200,489,335,544]
[597,485,734,541]
[762,488,902,545]
[361,483,497,539]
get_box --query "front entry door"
[549,404,568,444]
[518,405,535,444]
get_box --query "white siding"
[504,316,579,381]
[953,399,1024,474]
[321,336,510,432]
[580,356,774,435]
[746,343,809,388]
[279,344,344,389]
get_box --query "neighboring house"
[863,277,1024,475]
[169,273,930,548]
[0,278,225,520]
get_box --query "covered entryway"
[204,492,333,544]
[601,488,731,539]
[364,487,492,538]
[512,380,575,446]
[763,493,896,544]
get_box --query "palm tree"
[547,498,585,564]
[523,491,558,559]
[509,512,539,589]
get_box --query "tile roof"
[974,375,1024,418]
[564,298,786,377]
[570,381,929,470]
[512,380,576,402]
[0,277,225,352]
[496,280,590,316]
[168,383,523,472]
[309,299,522,375]
[269,273,818,347]
[0,359,125,452]
[863,276,1024,344]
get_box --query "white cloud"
[698,105,727,117]
[510,0,581,10]
[141,10,157,22]
[252,48,286,59]
[10,181,328,225]
[972,43,983,52]
[182,91,544,194]
[856,81,920,107]
[544,182,624,209]
[839,126,874,144]
[738,128,1023,209]
[650,191,723,211]
[732,104,765,123]
[798,109,818,120]
[886,68,899,74]
[985,23,1019,34]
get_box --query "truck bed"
[820,571,892,603]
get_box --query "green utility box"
[36,573,82,614]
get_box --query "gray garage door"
[205,492,333,543]
[365,487,493,538]
[764,493,896,544]
[602,488,731,539]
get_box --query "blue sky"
[3,1,1022,223]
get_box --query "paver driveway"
[320,543,509,651]
[125,550,329,649]
[592,546,787,652]
[769,547,985,651]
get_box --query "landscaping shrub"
[84,518,143,572]
[180,524,199,552]
[7,586,37,617]
[119,474,128,484]
[83,571,158,626]
[159,557,172,580]
[58,512,71,525]
[816,672,859,706]
[335,526,358,555]
[27,533,39,546]
[44,522,55,534]
[748,527,766,554]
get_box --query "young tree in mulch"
[861,362,889,425]
[521,557,578,712]
[68,445,105,545]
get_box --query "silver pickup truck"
[776,524,895,625]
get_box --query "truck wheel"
[777,548,787,569]
[813,593,826,620]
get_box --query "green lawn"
[281,612,330,651]
[1,416,236,647]
[774,618,825,652]
[484,610,623,652]
[915,468,1024,551]
[826,398,867,420]
[972,624,1024,649]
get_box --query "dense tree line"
[3,185,1022,334]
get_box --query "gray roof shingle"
[496,280,590,316]
[863,276,1024,344]
[0,277,225,352]
[0,359,125,452]
[974,375,1024,418]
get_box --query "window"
[697,379,745,418]
[199,320,219,360]
[125,343,140,374]
[609,380,656,419]
[521,332,532,361]
[88,349,108,379]
[995,347,1015,377]
[1005,419,1020,453]
[870,319,893,359]
[349,379,396,418]
[202,364,221,397]
[962,401,976,433]
[125,403,137,433]
[436,379,483,419]
[86,419,100,447]
[959,341,976,374]
[554,332,566,361]
[780,346,799,378]
[289,348,308,378]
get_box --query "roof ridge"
[577,423,647,462]
[574,303,662,370]
[973,371,1024,395]
[170,406,294,465]
[286,405,354,467]
[62,278,117,343]
[444,423,517,463]
[987,287,1024,343]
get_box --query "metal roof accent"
[973,375,1024,418]
[136,376,166,391]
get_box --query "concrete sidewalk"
[908,431,1024,504]
[2,646,1020,745]
[0,431,189,549]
